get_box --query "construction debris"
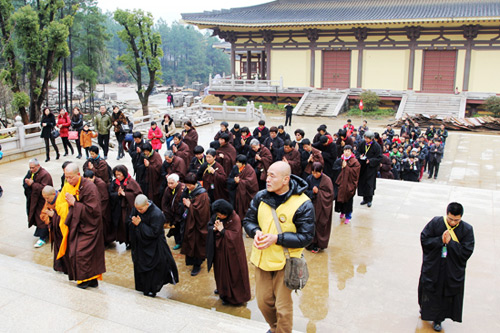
[391,114,500,132]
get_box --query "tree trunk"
[69,28,73,111]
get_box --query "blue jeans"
[166,136,174,150]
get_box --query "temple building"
[182,0,500,116]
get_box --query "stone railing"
[209,74,283,93]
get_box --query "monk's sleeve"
[138,211,165,240]
[242,194,261,238]
[73,188,100,227]
[447,224,474,266]
[420,218,442,253]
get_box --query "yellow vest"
[250,193,310,271]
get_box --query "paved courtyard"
[0,115,498,332]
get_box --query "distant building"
[182,0,500,94]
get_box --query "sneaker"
[360,200,367,205]
[311,247,320,254]
[367,202,372,208]
[344,219,350,224]
[34,239,46,248]
[173,244,181,250]
[340,213,345,219]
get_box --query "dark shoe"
[311,247,320,254]
[45,158,50,162]
[367,202,372,208]
[56,155,60,160]
[63,153,68,157]
[144,291,156,297]
[77,281,91,289]
[88,279,98,288]
[191,265,201,276]
[434,176,437,179]
[220,296,229,306]
[104,156,108,160]
[117,156,121,160]
[360,200,367,205]
[432,321,442,332]
[428,175,432,179]
[76,155,82,159]
[126,243,131,250]
[214,289,219,294]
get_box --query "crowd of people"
[24,106,465,333]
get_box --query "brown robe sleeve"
[336,157,361,202]
[284,149,302,176]
[29,168,53,228]
[235,165,259,219]
[217,144,237,176]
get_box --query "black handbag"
[121,124,131,133]
[51,128,60,139]
[271,208,309,291]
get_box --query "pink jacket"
[148,126,163,150]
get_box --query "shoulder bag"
[271,208,309,291]
[51,128,60,139]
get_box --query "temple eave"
[182,17,500,29]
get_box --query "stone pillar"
[405,26,421,90]
[230,43,236,77]
[305,28,319,88]
[462,25,479,92]
[261,51,266,79]
[354,27,368,89]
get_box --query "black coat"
[128,201,179,292]
[71,114,84,132]
[40,113,56,139]
[356,141,382,197]
[242,175,315,249]
[418,216,474,322]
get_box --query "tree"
[359,90,380,112]
[484,96,500,117]
[114,9,162,115]
[0,0,29,123]
[10,1,72,122]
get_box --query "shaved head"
[64,163,80,186]
[42,185,56,196]
[65,163,79,175]
[134,194,149,207]
[266,161,291,195]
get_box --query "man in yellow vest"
[243,161,315,333]
[418,202,474,332]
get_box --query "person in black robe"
[207,199,251,305]
[188,145,206,174]
[253,120,269,144]
[313,135,337,181]
[129,194,179,297]
[277,125,291,142]
[136,143,163,208]
[196,148,228,202]
[213,121,234,145]
[83,145,111,184]
[216,133,237,176]
[128,132,147,178]
[418,202,474,332]
[238,127,254,155]
[263,126,284,162]
[230,124,242,152]
[355,131,382,207]
[161,173,185,250]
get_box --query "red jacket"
[148,126,163,150]
[57,113,71,138]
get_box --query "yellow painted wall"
[413,50,423,90]
[350,50,359,88]
[270,50,310,87]
[362,50,409,90]
[315,50,322,88]
[455,50,466,91]
[469,50,500,93]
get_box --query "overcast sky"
[97,0,271,25]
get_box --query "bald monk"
[23,158,53,248]
[58,163,106,288]
[129,194,179,297]
[41,186,67,273]
[243,161,315,333]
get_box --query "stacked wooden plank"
[391,114,500,132]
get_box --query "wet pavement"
[0,114,499,332]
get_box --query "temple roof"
[181,0,500,28]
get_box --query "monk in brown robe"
[83,145,111,184]
[60,163,106,288]
[335,145,361,224]
[182,120,198,152]
[181,173,211,276]
[227,155,259,220]
[216,133,237,176]
[83,170,111,244]
[41,185,67,273]
[207,199,251,305]
[197,148,228,202]
[282,139,302,176]
[138,143,163,208]
[172,133,192,168]
[247,139,273,190]
[109,165,143,248]
[213,121,234,145]
[306,162,334,253]
[23,158,53,247]
[302,139,324,178]
[161,173,185,249]
[162,150,187,183]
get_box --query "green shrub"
[347,107,395,118]
[484,96,500,117]
[234,97,248,106]
[359,90,380,112]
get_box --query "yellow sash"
[55,177,81,259]
[444,216,460,243]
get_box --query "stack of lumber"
[391,114,500,132]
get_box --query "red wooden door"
[422,51,456,93]
[322,51,351,89]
